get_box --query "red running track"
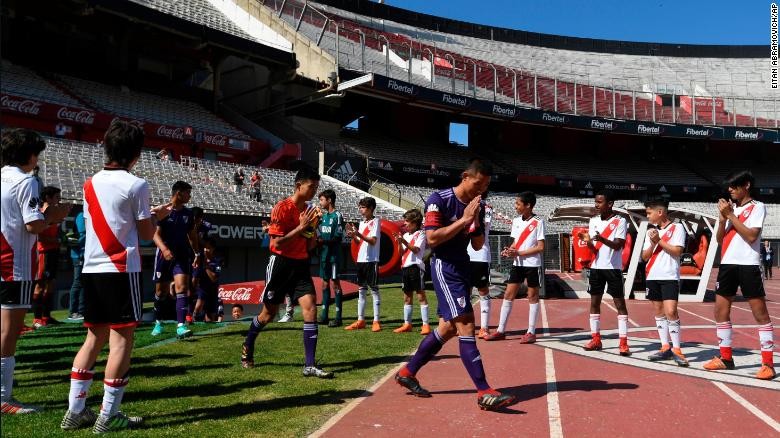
[313,272,780,437]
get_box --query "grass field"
[2,285,435,437]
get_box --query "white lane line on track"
[711,382,780,433]
[678,306,717,324]
[541,300,564,438]
[602,301,640,327]
[730,304,780,321]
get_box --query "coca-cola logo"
[57,107,95,125]
[203,133,227,146]
[157,125,185,140]
[218,286,256,302]
[1,95,42,115]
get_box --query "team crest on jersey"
[183,216,189,224]
[155,272,161,279]
[457,296,466,308]
[742,210,751,218]
[266,290,274,300]
[529,224,536,232]
[609,223,616,230]
[426,204,439,213]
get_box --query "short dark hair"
[724,170,755,190]
[294,166,320,184]
[319,189,336,205]
[358,196,376,211]
[192,206,204,218]
[517,191,536,208]
[1,129,46,167]
[596,189,616,203]
[232,304,244,311]
[202,236,217,248]
[464,158,493,177]
[171,180,192,194]
[403,208,423,227]
[103,120,144,168]
[644,197,669,210]
[40,186,61,202]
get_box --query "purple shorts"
[195,286,218,313]
[430,257,473,322]
[152,250,192,283]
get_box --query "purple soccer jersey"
[158,206,195,255]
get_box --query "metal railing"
[260,0,778,129]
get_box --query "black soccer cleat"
[395,373,432,398]
[241,345,254,369]
[477,391,515,411]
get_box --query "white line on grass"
[711,382,780,433]
[541,301,564,438]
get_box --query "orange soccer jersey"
[268,198,309,260]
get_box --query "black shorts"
[716,264,765,298]
[588,268,624,297]
[36,250,60,281]
[83,272,143,328]
[357,262,379,289]
[646,280,680,301]
[262,254,315,305]
[507,266,542,288]
[0,281,34,309]
[402,265,425,292]
[469,261,491,289]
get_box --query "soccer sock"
[655,316,669,347]
[32,294,42,319]
[243,317,266,360]
[668,319,682,349]
[420,304,429,325]
[0,356,15,402]
[284,296,294,316]
[175,293,188,324]
[403,304,413,324]
[68,367,94,413]
[497,299,513,333]
[42,290,52,318]
[459,336,490,391]
[758,323,774,366]
[589,314,601,336]
[320,288,330,321]
[371,288,381,322]
[528,303,539,335]
[357,288,367,321]
[153,294,163,322]
[618,315,629,343]
[716,321,733,360]
[480,295,491,329]
[100,376,128,418]
[303,322,318,367]
[405,330,445,375]
[334,289,343,321]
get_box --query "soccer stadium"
[1,0,778,436]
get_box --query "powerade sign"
[204,214,269,247]
[364,73,778,142]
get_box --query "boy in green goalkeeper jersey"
[317,189,345,327]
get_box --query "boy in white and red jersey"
[344,197,382,332]
[393,208,430,335]
[579,190,631,355]
[60,120,171,433]
[642,198,689,367]
[485,191,545,343]
[704,171,775,380]
[1,129,70,414]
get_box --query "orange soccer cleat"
[755,364,776,380]
[477,327,490,339]
[583,336,602,351]
[393,323,412,333]
[703,356,735,371]
[420,324,431,335]
[344,320,366,331]
[371,321,382,332]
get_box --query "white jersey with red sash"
[468,205,493,263]
[721,200,765,266]
[401,230,426,270]
[82,169,151,274]
[510,215,546,267]
[588,214,627,270]
[356,217,381,263]
[643,222,686,280]
[1,166,43,281]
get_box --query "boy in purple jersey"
[151,181,199,339]
[193,237,222,322]
[395,159,515,411]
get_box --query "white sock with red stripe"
[403,304,412,324]
[528,303,539,335]
[371,288,381,322]
[420,304,429,324]
[479,295,491,330]
[0,356,15,402]
[617,315,629,342]
[759,323,774,366]
[589,314,600,335]
[716,321,733,361]
[357,288,367,321]
[655,316,669,347]
[68,367,94,412]
[668,320,682,349]
[100,376,129,418]
[497,300,513,333]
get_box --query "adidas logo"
[333,161,354,181]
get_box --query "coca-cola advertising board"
[218,281,264,304]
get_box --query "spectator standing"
[761,240,774,280]
[233,168,245,193]
[250,170,263,202]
